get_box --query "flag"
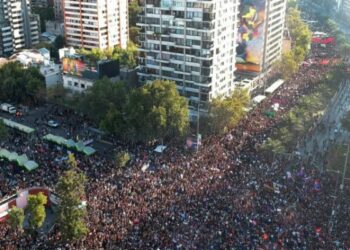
[313,179,321,191]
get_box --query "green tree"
[0,62,45,104]
[284,7,311,69]
[7,207,25,233]
[125,80,189,142]
[80,79,188,143]
[113,42,138,68]
[206,88,250,134]
[129,0,141,27]
[78,42,138,68]
[260,138,286,155]
[128,0,142,44]
[26,192,47,231]
[54,35,65,49]
[56,155,88,242]
[33,7,55,32]
[275,52,299,79]
[0,119,8,140]
[79,79,129,122]
[115,151,130,168]
[129,26,140,44]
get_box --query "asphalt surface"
[0,103,113,155]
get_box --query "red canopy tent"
[312,36,336,45]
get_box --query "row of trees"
[8,193,47,233]
[77,78,251,143]
[0,62,45,104]
[261,64,348,154]
[78,42,138,69]
[7,154,88,242]
[325,20,350,60]
[275,7,312,79]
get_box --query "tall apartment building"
[54,0,64,21]
[0,0,40,56]
[236,0,287,76]
[263,0,287,69]
[63,0,129,50]
[137,0,240,116]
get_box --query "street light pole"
[340,143,350,190]
[328,170,340,234]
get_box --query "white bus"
[264,79,285,95]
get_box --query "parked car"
[47,120,59,128]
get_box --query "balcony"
[203,13,215,22]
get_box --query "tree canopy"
[129,0,142,44]
[26,192,47,231]
[115,151,130,168]
[79,79,189,143]
[204,88,250,135]
[7,207,25,233]
[56,154,88,242]
[261,66,347,154]
[0,62,45,104]
[78,42,138,68]
[275,7,311,79]
[32,6,55,32]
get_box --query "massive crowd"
[0,43,349,249]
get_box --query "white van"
[0,103,16,114]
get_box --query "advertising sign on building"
[236,0,266,73]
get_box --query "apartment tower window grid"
[0,0,40,56]
[262,0,287,70]
[137,0,240,115]
[63,0,129,50]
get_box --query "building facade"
[137,0,240,116]
[54,0,64,21]
[63,0,129,50]
[0,0,40,56]
[263,0,287,70]
[236,0,287,76]
[60,47,121,92]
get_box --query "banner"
[236,0,266,73]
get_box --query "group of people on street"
[0,40,349,249]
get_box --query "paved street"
[0,103,113,155]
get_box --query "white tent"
[154,145,167,153]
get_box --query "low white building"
[63,75,94,92]
[10,49,50,67]
[39,63,62,88]
[10,48,62,87]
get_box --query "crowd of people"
[0,41,350,249]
